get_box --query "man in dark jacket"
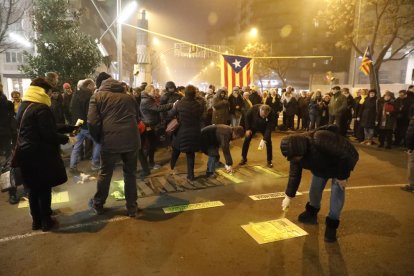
[297,91,310,130]
[50,89,65,125]
[201,124,244,176]
[229,86,244,127]
[328,86,348,136]
[0,83,15,160]
[280,125,359,242]
[402,104,414,192]
[239,104,276,168]
[69,79,101,174]
[394,90,410,147]
[160,81,182,105]
[249,87,262,105]
[88,78,141,217]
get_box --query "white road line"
[301,183,405,194]
[0,216,129,244]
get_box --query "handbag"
[165,118,180,135]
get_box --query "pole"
[117,0,122,81]
[351,0,362,88]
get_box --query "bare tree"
[0,0,28,53]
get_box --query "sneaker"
[401,185,414,192]
[267,162,273,168]
[69,167,83,175]
[88,199,104,215]
[239,159,247,166]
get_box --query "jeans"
[309,175,345,220]
[230,115,241,127]
[29,186,52,224]
[93,150,138,211]
[207,155,218,173]
[364,128,374,141]
[70,128,101,168]
[309,114,321,130]
[170,148,195,179]
[241,130,272,162]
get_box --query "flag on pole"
[359,47,373,76]
[221,55,254,91]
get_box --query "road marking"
[163,201,224,214]
[301,183,405,194]
[253,166,284,177]
[242,218,308,244]
[18,191,70,208]
[250,192,303,201]
[216,169,243,183]
[0,216,129,244]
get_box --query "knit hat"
[63,83,71,89]
[96,72,112,89]
[280,135,309,159]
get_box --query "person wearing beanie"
[95,72,112,90]
[239,104,276,168]
[280,125,359,242]
[376,91,396,149]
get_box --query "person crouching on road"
[239,104,276,168]
[279,125,359,242]
[87,78,141,217]
[200,124,245,176]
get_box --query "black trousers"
[298,114,310,130]
[0,135,12,158]
[94,150,138,211]
[329,114,347,136]
[394,119,409,146]
[379,129,393,146]
[241,130,272,162]
[170,149,195,179]
[142,129,157,165]
[29,186,52,224]
[285,115,295,129]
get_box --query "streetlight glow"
[249,27,258,37]
[118,1,138,23]
[153,37,160,46]
[9,32,31,48]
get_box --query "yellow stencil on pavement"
[249,191,303,201]
[163,201,224,214]
[216,169,243,183]
[18,191,69,208]
[242,218,308,244]
[253,166,284,177]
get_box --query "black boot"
[324,216,340,243]
[298,202,320,224]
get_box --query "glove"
[258,139,265,150]
[356,117,360,121]
[225,165,234,174]
[282,195,291,211]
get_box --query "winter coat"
[245,104,276,141]
[309,96,323,116]
[249,91,262,106]
[70,87,93,128]
[50,96,65,125]
[160,91,182,105]
[394,97,410,122]
[283,96,298,116]
[62,92,72,122]
[406,115,414,150]
[169,96,203,152]
[212,92,230,125]
[297,96,311,117]
[196,94,208,125]
[328,92,347,117]
[228,94,244,118]
[285,128,359,197]
[140,92,173,127]
[200,124,234,166]
[265,96,283,114]
[345,95,356,117]
[0,94,15,138]
[358,97,377,128]
[88,78,140,153]
[376,99,396,130]
[17,102,69,189]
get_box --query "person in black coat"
[342,88,355,132]
[394,90,410,147]
[358,89,377,145]
[88,78,141,217]
[0,83,15,159]
[17,78,74,231]
[200,124,244,176]
[376,91,396,149]
[265,89,283,130]
[249,88,262,105]
[239,104,276,168]
[282,91,298,130]
[280,125,359,242]
[297,91,311,130]
[402,105,414,192]
[169,85,203,181]
[50,90,65,125]
[228,87,244,127]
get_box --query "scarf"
[271,96,276,104]
[245,98,253,108]
[22,86,51,107]
[359,95,367,105]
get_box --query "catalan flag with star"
[221,55,254,91]
[359,46,373,76]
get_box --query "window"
[5,51,24,64]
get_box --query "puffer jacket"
[88,78,141,153]
[212,90,230,125]
[140,92,173,127]
[285,128,359,197]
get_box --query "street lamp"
[249,27,258,38]
[117,1,138,81]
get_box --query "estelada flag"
[221,55,254,92]
[359,46,373,76]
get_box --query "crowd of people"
[0,72,413,241]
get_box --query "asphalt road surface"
[0,132,413,276]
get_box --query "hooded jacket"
[212,89,230,125]
[140,92,173,127]
[88,78,140,153]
